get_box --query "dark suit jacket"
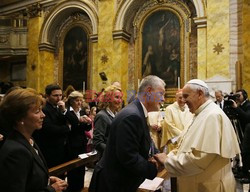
[95,99,157,192]
[66,109,91,159]
[0,110,13,148]
[0,130,55,192]
[34,101,70,168]
[234,99,250,132]
[215,100,226,111]
[93,109,114,156]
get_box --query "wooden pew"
[49,153,99,176]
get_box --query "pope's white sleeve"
[164,150,217,177]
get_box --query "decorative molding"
[90,34,98,43]
[192,0,206,17]
[0,47,28,55]
[26,3,42,18]
[40,0,98,52]
[0,0,56,15]
[193,16,207,28]
[38,42,56,52]
[0,35,9,44]
[112,30,131,41]
[116,0,123,5]
[101,55,109,64]
[213,43,224,55]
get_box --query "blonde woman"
[93,85,123,157]
[66,91,92,192]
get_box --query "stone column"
[93,0,115,92]
[194,17,207,79]
[113,37,129,102]
[26,3,43,91]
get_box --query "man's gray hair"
[215,90,223,96]
[138,75,165,94]
[187,83,210,97]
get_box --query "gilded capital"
[26,3,42,18]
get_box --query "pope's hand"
[148,157,164,172]
[50,176,68,192]
[154,153,168,165]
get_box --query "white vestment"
[164,100,240,192]
[161,102,193,148]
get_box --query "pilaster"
[242,0,250,93]
[194,17,207,80]
[26,13,42,91]
[206,0,230,79]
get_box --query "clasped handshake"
[149,153,168,171]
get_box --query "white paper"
[139,177,164,191]
[78,154,88,159]
[78,150,97,159]
[86,150,97,156]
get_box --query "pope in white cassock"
[154,79,240,192]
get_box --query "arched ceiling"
[39,0,98,52]
[114,0,199,35]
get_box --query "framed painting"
[63,26,88,90]
[142,10,180,88]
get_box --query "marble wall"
[2,0,250,99]
[242,0,250,94]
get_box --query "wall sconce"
[99,72,108,81]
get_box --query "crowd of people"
[0,75,249,192]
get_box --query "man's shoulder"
[95,110,110,120]
[115,103,143,123]
[119,101,141,115]
[244,100,250,107]
[42,102,53,111]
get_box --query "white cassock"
[148,111,163,149]
[164,100,240,192]
[160,102,193,149]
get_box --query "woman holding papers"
[66,91,92,192]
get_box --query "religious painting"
[63,26,88,90]
[142,10,180,88]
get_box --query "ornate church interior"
[0,0,249,102]
[1,1,250,192]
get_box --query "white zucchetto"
[186,79,209,89]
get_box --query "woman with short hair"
[0,88,68,192]
[66,91,92,192]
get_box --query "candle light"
[83,81,85,93]
[177,77,180,90]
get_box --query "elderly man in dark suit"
[92,75,165,192]
[215,90,226,110]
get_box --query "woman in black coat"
[0,88,68,192]
[66,91,92,192]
